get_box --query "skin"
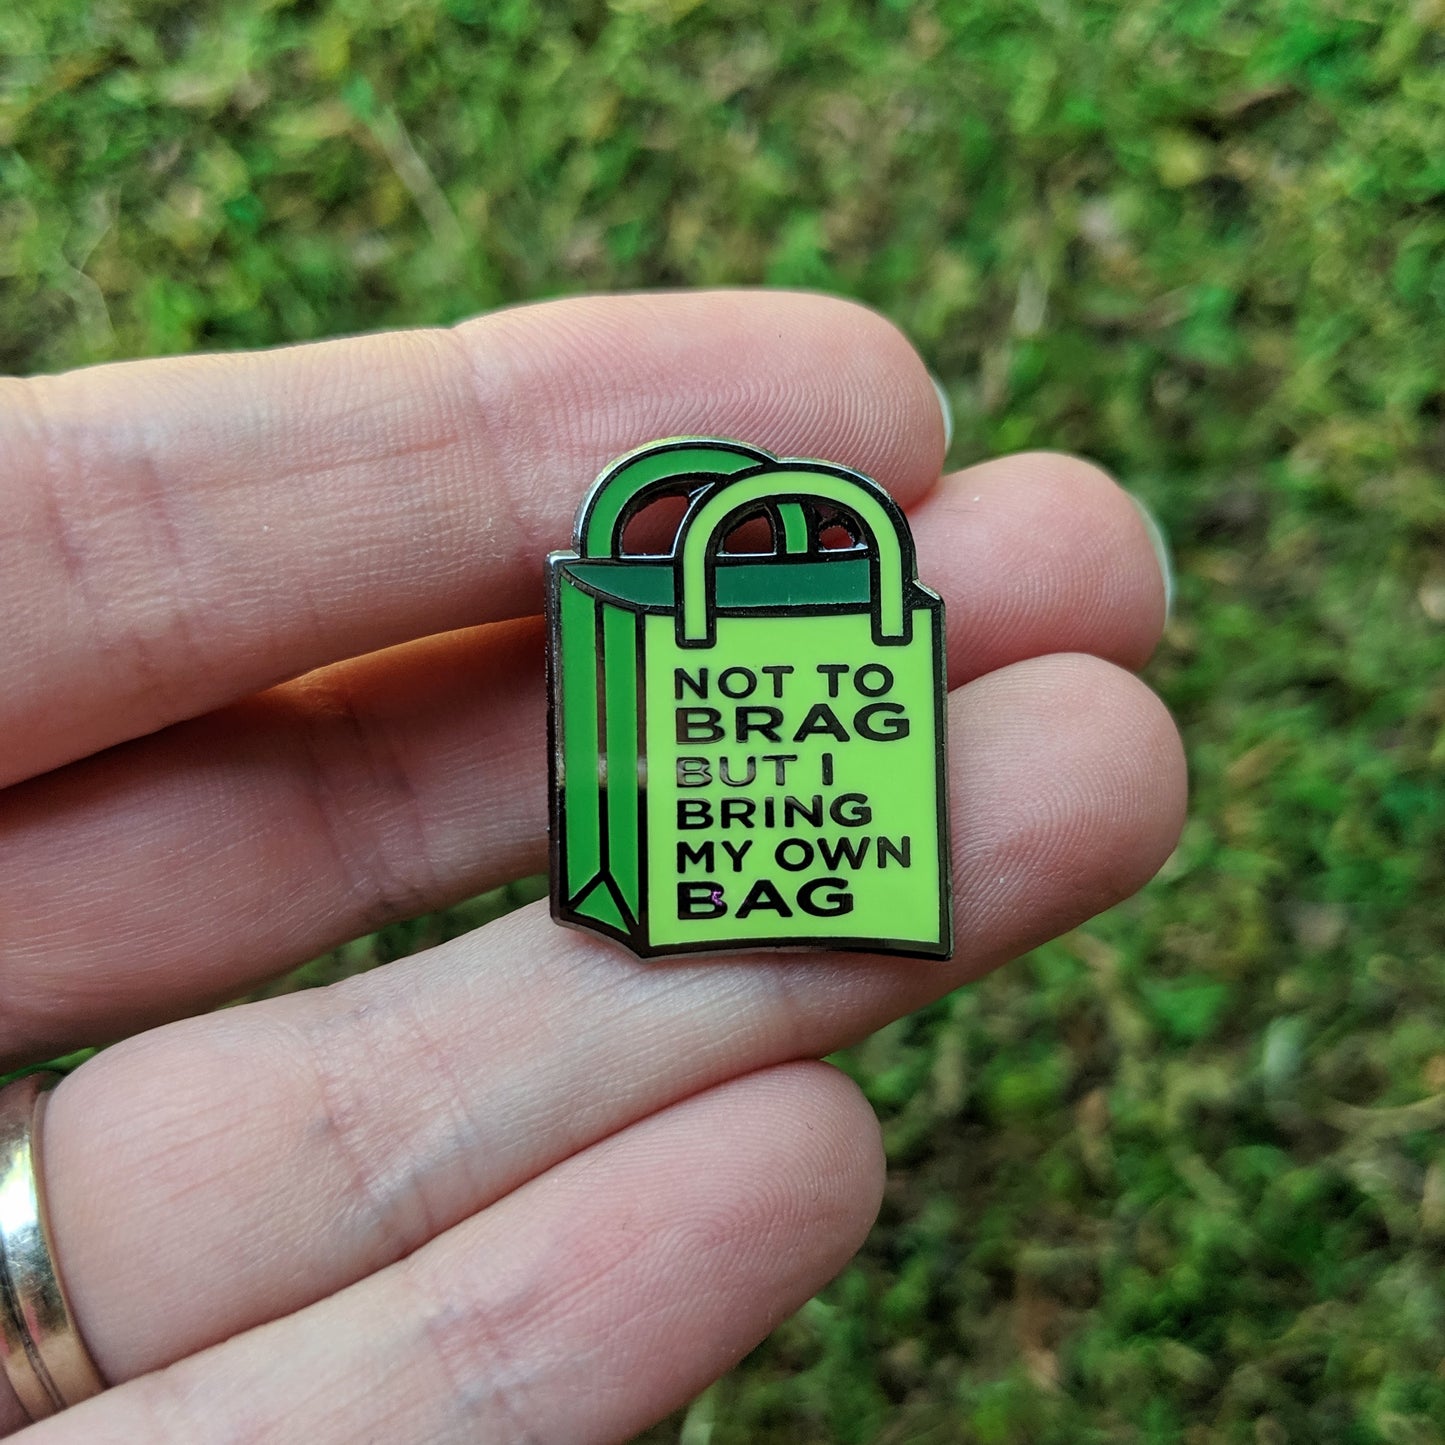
[0,291,1186,1443]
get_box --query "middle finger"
[0,453,1163,1062]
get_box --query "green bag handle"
[574,438,810,559]
[675,468,916,646]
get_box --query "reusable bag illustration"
[547,438,952,959]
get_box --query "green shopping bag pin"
[547,438,952,959]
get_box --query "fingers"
[19,1064,883,1445]
[0,453,1165,1062]
[27,654,1184,1399]
[0,617,548,1064]
[1,291,944,787]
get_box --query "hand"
[0,291,1184,1443]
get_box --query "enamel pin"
[546,438,952,959]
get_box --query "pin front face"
[546,438,953,960]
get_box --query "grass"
[4,0,1445,1440]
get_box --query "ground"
[3,1,1444,1440]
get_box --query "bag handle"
[574,439,809,559]
[674,468,916,646]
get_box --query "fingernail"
[1126,491,1175,622]
[928,371,954,454]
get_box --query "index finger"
[0,290,944,787]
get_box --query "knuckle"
[299,978,486,1267]
[289,667,444,928]
[404,1260,545,1444]
[6,374,217,718]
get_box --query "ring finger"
[23,1063,887,1445]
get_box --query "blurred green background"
[4,0,1444,1440]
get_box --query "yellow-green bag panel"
[642,608,949,955]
